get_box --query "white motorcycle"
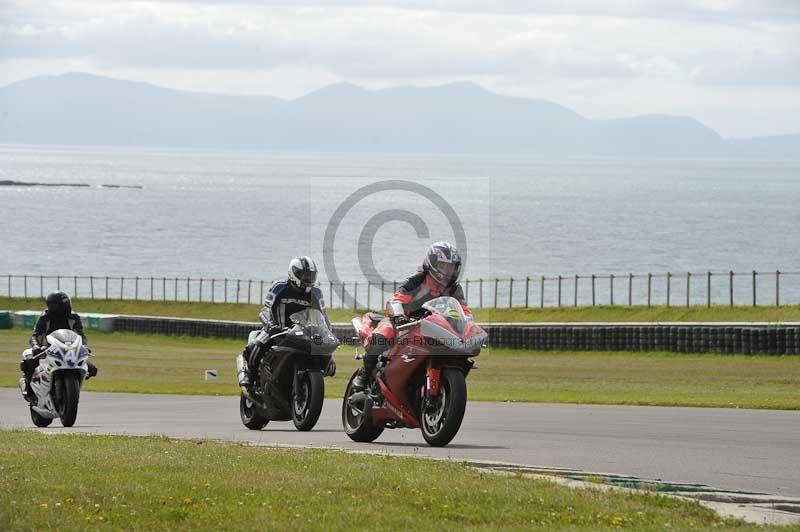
[19,329,91,427]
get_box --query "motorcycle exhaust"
[235,354,248,387]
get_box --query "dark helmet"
[423,242,462,289]
[288,256,318,293]
[46,291,72,317]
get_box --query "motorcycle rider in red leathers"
[353,241,471,390]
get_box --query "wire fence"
[2,270,800,310]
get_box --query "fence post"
[706,271,711,308]
[540,276,544,308]
[248,280,252,304]
[174,278,178,302]
[525,276,530,308]
[610,274,614,305]
[105,277,109,300]
[224,279,228,303]
[367,281,371,310]
[236,279,240,303]
[465,280,470,306]
[628,273,632,307]
[493,278,499,308]
[162,277,166,301]
[24,275,27,298]
[573,275,578,307]
[8,274,12,297]
[666,272,671,307]
[187,278,190,302]
[211,279,215,303]
[135,276,139,300]
[90,276,94,299]
[776,270,781,307]
[329,282,334,309]
[479,279,484,308]
[647,273,652,308]
[508,278,513,308]
[119,277,124,300]
[591,274,596,307]
[199,278,203,302]
[260,280,264,303]
[150,277,154,301]
[40,275,44,297]
[341,282,345,309]
[353,281,358,310]
[557,275,562,307]
[729,271,734,307]
[752,271,757,306]
[686,272,691,308]
[74,276,78,298]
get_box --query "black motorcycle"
[239,309,338,431]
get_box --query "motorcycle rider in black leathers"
[21,291,98,400]
[237,256,331,387]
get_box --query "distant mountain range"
[1,72,797,158]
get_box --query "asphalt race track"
[1,389,798,497]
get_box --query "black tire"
[30,408,52,428]
[240,394,269,430]
[292,371,324,431]
[342,370,384,443]
[55,372,81,428]
[421,368,467,447]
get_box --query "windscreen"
[421,296,468,332]
[50,329,79,344]
[288,308,330,329]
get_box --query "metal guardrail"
[2,270,799,309]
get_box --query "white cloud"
[0,0,798,137]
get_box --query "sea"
[1,144,798,308]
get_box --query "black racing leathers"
[29,311,87,350]
[247,280,329,371]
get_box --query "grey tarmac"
[1,389,798,498]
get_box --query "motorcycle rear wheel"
[55,372,81,427]
[421,368,466,447]
[30,407,52,427]
[292,371,324,431]
[240,394,269,430]
[342,370,384,443]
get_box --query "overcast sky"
[1,0,798,138]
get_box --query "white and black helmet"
[288,256,318,292]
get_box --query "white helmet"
[288,256,318,292]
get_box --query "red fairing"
[426,366,441,396]
[358,313,375,342]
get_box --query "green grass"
[0,431,774,531]
[2,329,799,409]
[3,296,800,323]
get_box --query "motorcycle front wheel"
[421,368,467,447]
[342,370,384,443]
[54,372,81,427]
[240,394,269,430]
[292,371,324,431]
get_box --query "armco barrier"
[109,315,800,355]
[6,312,799,354]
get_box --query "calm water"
[1,145,798,307]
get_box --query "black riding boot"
[353,343,382,391]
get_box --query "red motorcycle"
[342,296,487,447]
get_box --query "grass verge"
[2,296,800,323]
[2,329,798,409]
[0,431,768,531]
